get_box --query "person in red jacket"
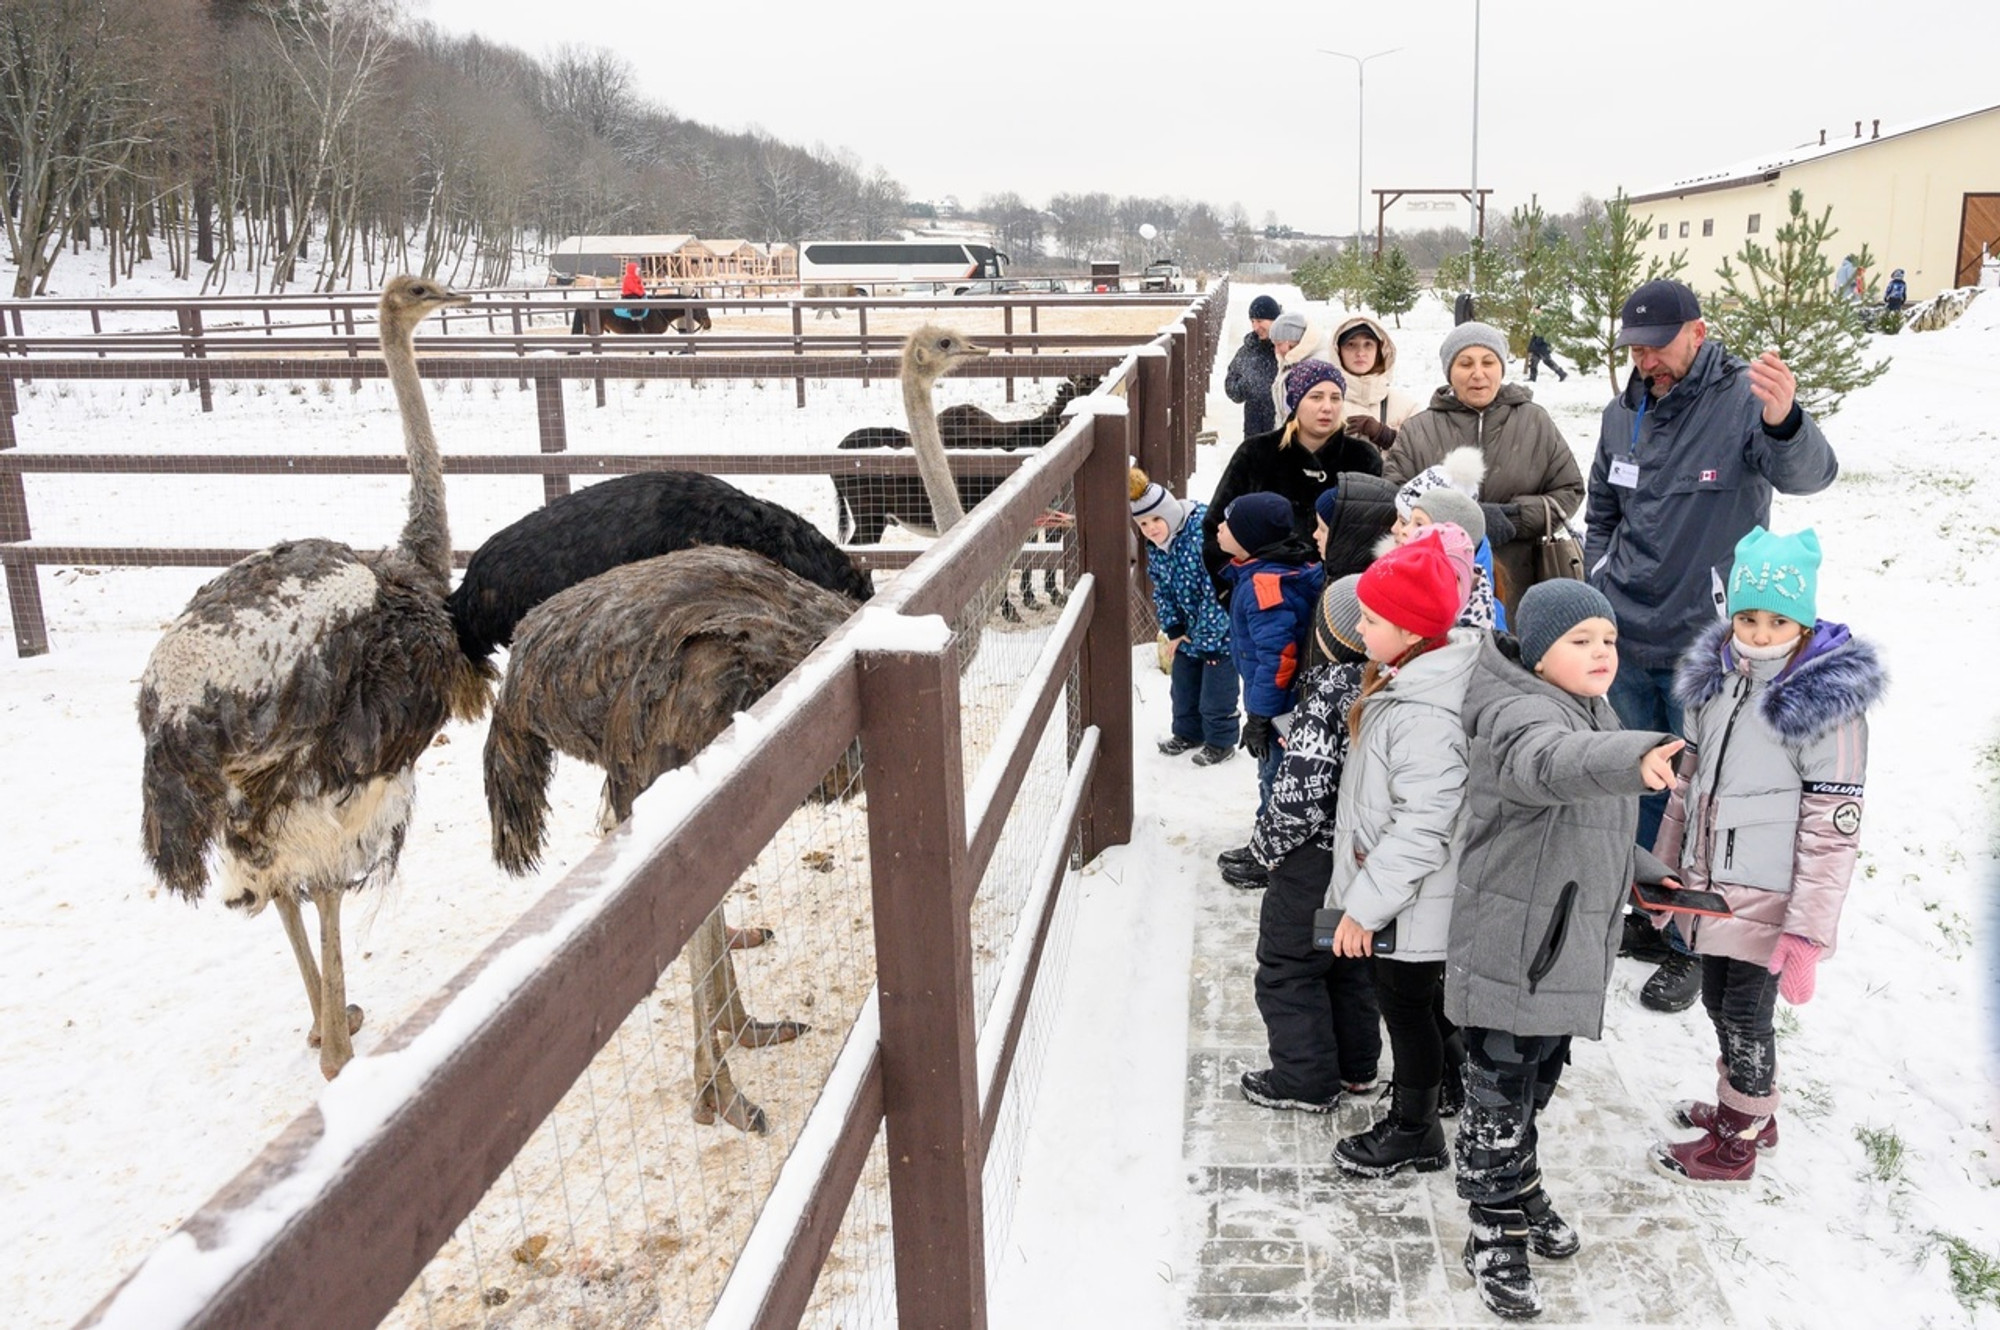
[620,261,645,299]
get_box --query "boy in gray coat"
[1446,581,1682,1319]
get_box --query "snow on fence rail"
[63,288,1224,1328]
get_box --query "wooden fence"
[55,284,1226,1327]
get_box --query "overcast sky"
[419,0,1992,238]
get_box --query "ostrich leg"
[688,909,767,1134]
[313,890,361,1079]
[715,924,810,1049]
[275,893,325,1036]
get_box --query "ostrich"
[482,546,861,1133]
[446,470,874,666]
[831,374,1096,616]
[475,327,991,1132]
[137,275,494,1079]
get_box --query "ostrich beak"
[955,339,991,358]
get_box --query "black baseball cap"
[1613,279,1702,349]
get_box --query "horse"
[570,290,712,346]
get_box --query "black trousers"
[1702,954,1780,1097]
[1373,955,1449,1091]
[1455,1027,1571,1207]
[1254,845,1382,1094]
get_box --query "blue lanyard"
[1628,393,1648,456]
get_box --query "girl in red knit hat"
[1324,537,1484,1181]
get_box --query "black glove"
[1241,713,1273,760]
[1480,501,1520,548]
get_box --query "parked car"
[954,278,1070,296]
[1140,261,1184,293]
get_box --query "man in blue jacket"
[1583,279,1839,1010]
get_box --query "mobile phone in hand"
[1631,879,1733,918]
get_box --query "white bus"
[796,240,1007,295]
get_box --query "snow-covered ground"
[992,285,2000,1326]
[4,259,1998,1327]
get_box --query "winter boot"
[1240,1068,1339,1114]
[1216,845,1257,872]
[1648,1103,1766,1186]
[1672,1100,1779,1152]
[1519,1186,1579,1260]
[1618,910,1672,963]
[1462,1204,1542,1320]
[1157,734,1199,756]
[1191,743,1236,767]
[1334,1083,1449,1177]
[1639,949,1702,1012]
[1439,1030,1466,1119]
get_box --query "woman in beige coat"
[1332,315,1421,429]
[1384,321,1583,622]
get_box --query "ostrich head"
[379,274,471,336]
[901,326,988,384]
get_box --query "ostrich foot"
[1000,597,1023,624]
[306,1004,365,1048]
[693,1086,769,1134]
[725,925,775,951]
[731,1017,810,1049]
[1049,582,1069,607]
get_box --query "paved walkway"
[1181,874,1738,1328]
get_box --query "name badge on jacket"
[1609,458,1640,488]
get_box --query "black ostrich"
[446,471,874,666]
[482,546,861,1133]
[830,375,1098,616]
[137,276,495,1079]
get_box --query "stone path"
[1181,875,1738,1328]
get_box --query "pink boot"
[1671,1100,1779,1152]
[1650,1102,1769,1186]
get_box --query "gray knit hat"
[1270,310,1309,344]
[1517,580,1616,670]
[1438,320,1510,377]
[1406,486,1484,548]
[1314,574,1368,665]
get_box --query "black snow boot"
[1519,1186,1579,1259]
[1334,1083,1449,1177]
[1640,949,1702,1013]
[1463,1204,1542,1319]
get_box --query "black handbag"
[1534,496,1585,583]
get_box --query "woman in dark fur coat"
[1645,527,1886,1188]
[1202,360,1388,604]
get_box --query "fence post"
[792,302,806,409]
[1075,408,1134,859]
[532,365,570,506]
[0,370,47,656]
[1167,327,1189,485]
[856,628,987,1330]
[1136,346,1173,493]
[858,306,870,389]
[178,306,212,413]
[343,304,361,392]
[1002,305,1015,403]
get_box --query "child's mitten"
[1767,933,1821,1005]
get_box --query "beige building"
[1626,102,2000,303]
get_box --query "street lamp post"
[1469,0,1482,285]
[1319,46,1401,250]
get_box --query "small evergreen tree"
[1705,189,1890,418]
[1552,193,1687,393]
[1434,237,1508,319]
[1331,243,1374,311]
[1370,248,1419,326]
[1292,251,1336,302]
[1482,203,1575,355]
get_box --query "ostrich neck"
[903,370,966,532]
[386,325,452,584]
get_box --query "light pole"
[1319,47,1401,250]
[1469,0,1482,285]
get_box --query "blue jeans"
[1607,651,1684,853]
[1170,648,1240,748]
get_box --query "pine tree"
[1369,248,1419,326]
[1292,251,1336,302]
[1552,194,1686,393]
[1483,203,1574,355]
[1705,189,1890,418]
[1331,244,1374,312]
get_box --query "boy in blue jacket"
[1132,468,1239,763]
[1216,491,1324,819]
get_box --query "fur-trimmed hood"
[1672,618,1886,743]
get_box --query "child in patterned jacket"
[1646,527,1886,1187]
[1132,468,1239,764]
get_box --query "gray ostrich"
[482,546,861,1133]
[137,276,494,1080]
[477,327,991,1132]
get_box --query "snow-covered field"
[4,260,1999,1328]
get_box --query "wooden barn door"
[1957,193,2000,287]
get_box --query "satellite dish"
[1139,223,1158,241]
